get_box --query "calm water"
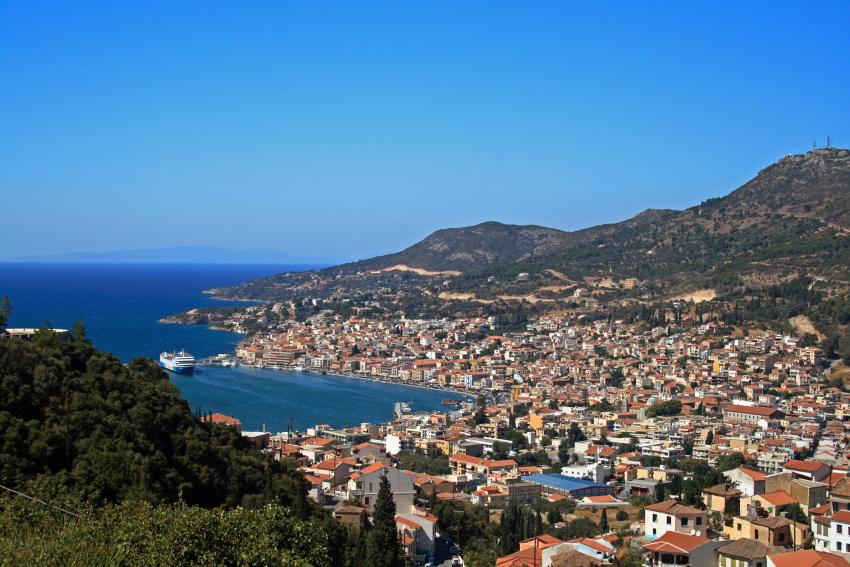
[0,262,453,431]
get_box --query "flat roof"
[524,473,609,491]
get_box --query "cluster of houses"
[198,310,850,566]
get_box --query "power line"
[0,483,82,518]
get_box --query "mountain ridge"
[213,148,850,306]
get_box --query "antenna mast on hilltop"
[827,136,832,148]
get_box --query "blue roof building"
[523,473,615,499]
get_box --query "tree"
[615,510,629,522]
[654,482,666,503]
[558,441,571,465]
[645,400,682,418]
[669,474,683,497]
[716,453,745,472]
[783,503,808,524]
[705,429,714,445]
[564,517,598,539]
[599,509,609,534]
[366,475,402,567]
[0,499,334,567]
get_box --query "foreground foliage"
[0,498,331,567]
[0,329,307,509]
[0,327,350,564]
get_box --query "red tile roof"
[784,459,829,472]
[644,531,710,554]
[767,550,850,567]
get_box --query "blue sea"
[0,262,453,431]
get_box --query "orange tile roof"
[643,531,710,554]
[739,467,768,481]
[784,459,829,472]
[359,463,386,475]
[757,490,798,507]
[767,550,850,567]
[831,510,850,524]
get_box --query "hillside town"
[192,303,850,567]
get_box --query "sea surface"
[0,262,454,431]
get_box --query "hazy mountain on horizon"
[2,246,340,265]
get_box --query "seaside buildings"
[197,305,850,566]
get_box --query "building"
[718,539,772,567]
[396,512,437,562]
[766,550,850,567]
[523,474,615,500]
[827,510,850,555]
[347,464,415,514]
[723,516,806,548]
[496,534,564,567]
[644,500,708,538]
[783,460,832,483]
[703,484,742,516]
[202,412,243,434]
[722,405,785,424]
[643,531,727,567]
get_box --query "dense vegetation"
[0,328,308,508]
[0,499,332,567]
[0,325,349,565]
[395,451,451,475]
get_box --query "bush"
[0,499,332,567]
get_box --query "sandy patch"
[372,264,461,277]
[674,289,717,303]
[438,292,476,301]
[789,314,826,341]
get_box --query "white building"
[644,500,708,538]
[347,464,415,514]
[828,511,850,555]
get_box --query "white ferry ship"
[159,350,196,373]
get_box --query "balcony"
[645,553,690,567]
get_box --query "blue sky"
[2,1,849,261]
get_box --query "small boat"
[294,365,305,372]
[442,398,463,406]
[160,350,195,373]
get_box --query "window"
[682,518,689,526]
[754,530,759,540]
[667,516,672,525]
[696,517,703,525]
[737,523,742,530]
[653,528,657,535]
[653,514,658,522]
[365,497,370,505]
[778,533,785,542]
[838,524,844,535]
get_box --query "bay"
[0,262,454,431]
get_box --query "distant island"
[2,245,341,265]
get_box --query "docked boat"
[159,350,196,373]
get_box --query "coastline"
[232,363,476,401]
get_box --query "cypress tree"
[366,474,403,567]
[600,508,609,535]
[654,482,666,503]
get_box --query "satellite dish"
[691,529,697,535]
[695,530,702,537]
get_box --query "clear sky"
[2,1,849,261]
